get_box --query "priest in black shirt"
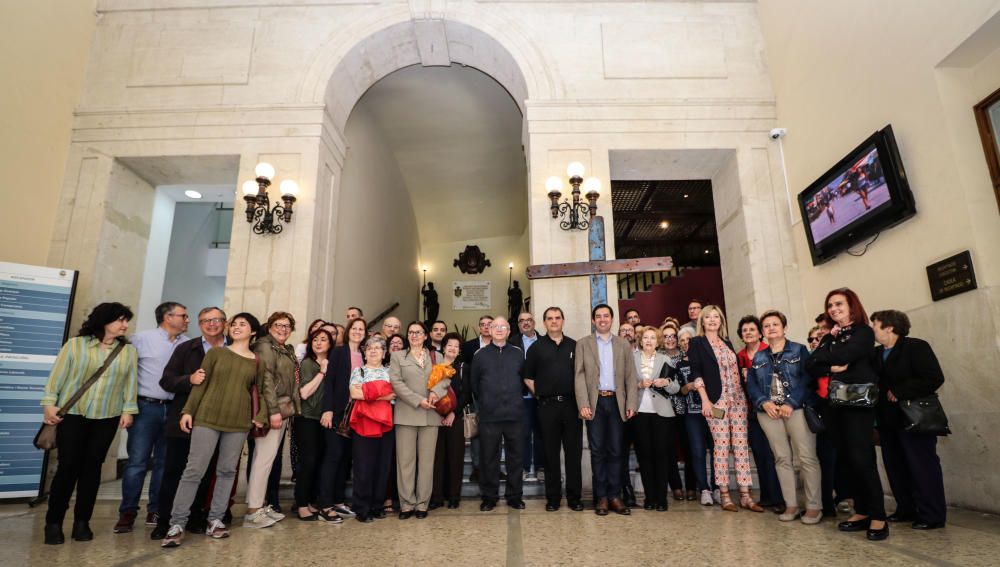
[523,307,583,511]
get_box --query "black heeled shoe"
[838,518,871,532]
[447,500,460,509]
[867,522,889,541]
[398,510,414,520]
[71,521,94,542]
[44,523,64,545]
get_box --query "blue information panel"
[0,262,77,498]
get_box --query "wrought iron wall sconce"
[545,162,601,231]
[241,162,299,235]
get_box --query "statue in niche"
[454,245,491,274]
[508,280,524,323]
[422,282,440,326]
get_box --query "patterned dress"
[703,339,752,488]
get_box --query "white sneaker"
[712,489,721,505]
[700,490,714,506]
[206,519,230,538]
[161,524,184,548]
[263,505,285,522]
[332,504,355,518]
[244,509,277,529]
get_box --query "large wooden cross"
[526,217,673,310]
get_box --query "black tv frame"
[797,125,916,265]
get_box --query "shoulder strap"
[57,339,127,417]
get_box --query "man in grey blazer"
[574,304,638,516]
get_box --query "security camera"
[770,128,787,140]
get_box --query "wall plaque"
[452,281,491,310]
[926,250,977,301]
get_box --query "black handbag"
[899,394,951,436]
[828,380,878,408]
[803,404,826,434]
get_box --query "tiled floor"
[3,488,999,566]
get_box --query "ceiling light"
[704,249,710,254]
[659,221,669,229]
[683,193,689,198]
[184,190,202,199]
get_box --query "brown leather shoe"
[595,498,609,516]
[113,511,137,533]
[740,492,765,513]
[609,498,631,516]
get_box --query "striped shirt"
[40,336,139,419]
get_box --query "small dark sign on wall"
[926,251,977,301]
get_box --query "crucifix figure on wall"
[526,217,673,315]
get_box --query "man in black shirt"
[524,307,583,512]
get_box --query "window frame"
[973,86,1000,214]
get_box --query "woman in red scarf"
[348,335,396,523]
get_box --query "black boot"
[71,521,94,541]
[44,523,64,545]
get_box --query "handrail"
[366,301,400,331]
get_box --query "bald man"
[381,316,401,339]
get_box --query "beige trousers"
[395,425,439,512]
[757,409,821,510]
[246,420,287,509]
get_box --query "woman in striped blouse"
[41,302,139,545]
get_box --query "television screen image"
[796,125,916,265]
[805,147,890,244]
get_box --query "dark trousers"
[829,406,885,520]
[748,414,782,505]
[633,413,675,506]
[46,415,119,525]
[668,416,696,492]
[587,396,625,500]
[620,418,636,500]
[879,427,946,524]
[684,413,715,492]
[479,419,525,501]
[318,427,352,507]
[816,408,852,513]
[432,420,466,504]
[246,433,283,506]
[156,436,215,530]
[522,397,545,471]
[351,430,395,519]
[537,398,583,504]
[292,417,325,508]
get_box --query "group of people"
[39,288,947,547]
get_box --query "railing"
[366,301,400,332]
[616,267,687,301]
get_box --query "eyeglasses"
[199,318,225,325]
[494,325,509,331]
[168,313,190,320]
[272,323,292,330]
[407,330,425,336]
[518,318,533,324]
[808,336,820,343]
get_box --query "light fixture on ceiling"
[659,221,669,229]
[683,193,689,198]
[704,249,711,254]
[184,189,203,199]
[241,162,299,235]
[545,162,601,231]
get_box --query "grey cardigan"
[633,350,680,418]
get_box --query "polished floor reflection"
[3,493,999,566]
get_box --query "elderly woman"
[161,313,262,547]
[244,311,301,527]
[349,335,397,523]
[688,306,762,512]
[746,310,822,524]
[390,321,451,519]
[632,327,679,511]
[41,303,138,545]
[871,310,947,530]
[431,332,472,509]
[806,288,887,541]
[318,317,368,521]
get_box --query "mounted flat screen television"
[798,125,916,265]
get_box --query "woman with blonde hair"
[687,305,762,512]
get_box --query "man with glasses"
[151,307,228,539]
[680,299,704,335]
[513,313,544,482]
[524,307,583,511]
[115,302,190,534]
[471,316,527,511]
[381,316,401,339]
[462,315,494,482]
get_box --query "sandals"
[739,491,765,513]
[720,491,738,512]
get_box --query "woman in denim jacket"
[746,310,822,525]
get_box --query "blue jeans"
[522,397,545,472]
[120,399,168,514]
[586,396,624,500]
[684,413,715,492]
